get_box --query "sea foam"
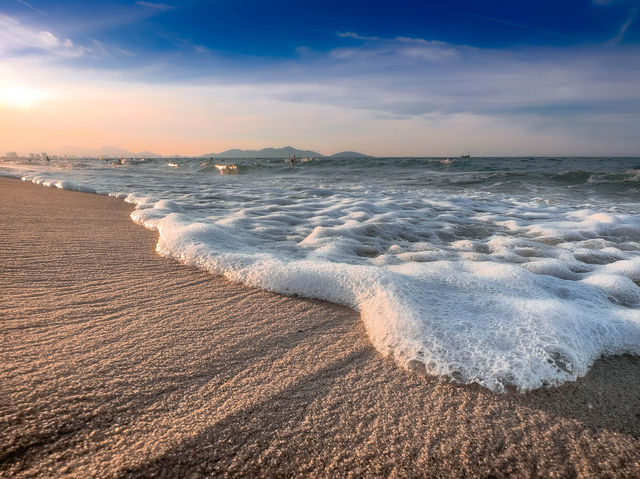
[129,196,640,392]
[4,156,640,392]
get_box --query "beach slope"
[1,177,639,478]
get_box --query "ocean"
[2,156,639,392]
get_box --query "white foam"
[3,159,640,392]
[23,175,96,194]
[130,198,640,392]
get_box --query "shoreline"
[2,176,639,477]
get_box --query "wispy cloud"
[337,31,457,47]
[610,6,638,43]
[136,1,174,11]
[15,0,49,18]
[336,32,381,41]
[0,14,88,58]
[334,32,459,62]
[467,13,575,40]
[592,0,639,44]
[0,13,140,63]
[90,38,135,58]
[156,31,212,55]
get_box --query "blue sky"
[1,0,639,155]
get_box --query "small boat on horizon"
[460,153,470,159]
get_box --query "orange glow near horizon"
[0,76,398,156]
[1,65,638,158]
[0,79,271,156]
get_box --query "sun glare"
[0,84,49,110]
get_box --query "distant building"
[6,152,17,158]
[42,152,47,159]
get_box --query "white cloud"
[38,30,59,47]
[289,33,639,121]
[333,32,460,62]
[0,14,88,58]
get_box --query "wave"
[550,170,593,184]
[213,164,239,175]
[5,157,640,393]
[150,158,640,196]
[198,161,244,175]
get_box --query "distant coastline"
[2,146,374,160]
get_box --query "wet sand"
[1,176,639,478]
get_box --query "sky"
[0,0,639,157]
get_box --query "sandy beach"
[1,176,639,478]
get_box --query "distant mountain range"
[201,146,373,158]
[202,146,321,158]
[15,145,372,159]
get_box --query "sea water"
[2,156,639,392]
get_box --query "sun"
[0,84,49,110]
